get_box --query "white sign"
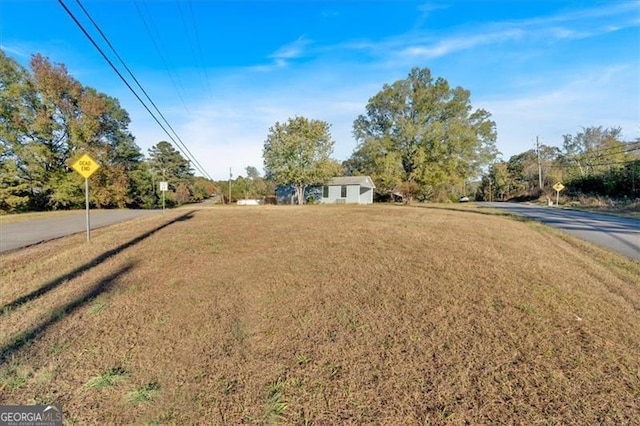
[159,181,168,191]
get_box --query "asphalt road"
[0,209,161,253]
[482,202,640,260]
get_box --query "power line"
[72,0,211,180]
[187,0,213,99]
[564,140,640,156]
[584,144,640,158]
[559,145,640,162]
[57,0,212,180]
[547,157,640,169]
[132,0,191,113]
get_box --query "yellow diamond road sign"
[553,182,565,192]
[71,154,100,178]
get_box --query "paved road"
[0,209,161,253]
[482,202,640,260]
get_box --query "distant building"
[321,176,375,204]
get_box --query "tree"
[0,50,148,211]
[263,117,341,205]
[242,165,272,199]
[506,144,560,197]
[148,141,193,184]
[344,137,403,200]
[245,166,260,180]
[561,126,627,179]
[191,176,216,201]
[351,67,498,202]
[561,127,638,197]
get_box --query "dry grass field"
[1,204,639,424]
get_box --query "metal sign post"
[159,181,168,213]
[84,178,90,242]
[553,182,565,207]
[71,154,100,242]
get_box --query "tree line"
[0,50,214,213]
[3,48,634,211]
[263,67,499,204]
[263,69,637,204]
[477,127,640,203]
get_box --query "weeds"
[517,302,535,313]
[88,299,108,315]
[296,353,311,367]
[84,367,128,389]
[0,362,33,390]
[47,342,65,355]
[265,377,288,424]
[126,382,161,404]
[491,298,505,311]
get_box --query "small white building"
[320,176,376,204]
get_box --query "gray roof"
[327,176,376,189]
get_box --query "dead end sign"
[71,154,100,179]
[70,153,100,243]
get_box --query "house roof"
[328,176,376,189]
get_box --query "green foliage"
[478,127,639,201]
[0,361,33,390]
[148,141,193,182]
[126,382,161,404]
[148,141,202,206]
[128,162,157,208]
[0,50,150,211]
[265,377,288,424]
[0,159,30,213]
[351,67,498,202]
[84,367,128,389]
[263,116,342,204]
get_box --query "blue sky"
[1,0,638,180]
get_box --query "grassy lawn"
[1,205,639,424]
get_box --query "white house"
[320,176,375,204]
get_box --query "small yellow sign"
[553,182,565,192]
[71,154,100,179]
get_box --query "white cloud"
[0,44,27,58]
[400,29,525,59]
[96,1,640,180]
[272,37,310,59]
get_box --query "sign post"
[71,154,100,242]
[552,182,565,207]
[159,181,168,213]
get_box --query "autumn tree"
[263,117,341,205]
[0,50,150,211]
[351,67,498,202]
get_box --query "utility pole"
[536,136,543,190]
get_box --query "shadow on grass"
[0,261,136,364]
[0,210,195,317]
